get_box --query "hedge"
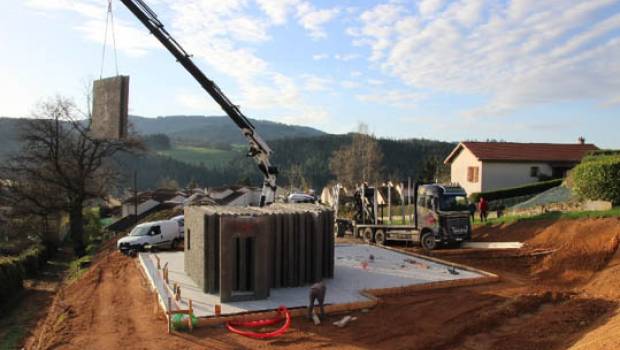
[0,244,48,302]
[469,179,563,203]
[572,156,620,204]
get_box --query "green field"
[158,145,242,168]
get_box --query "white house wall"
[450,147,482,195]
[481,162,552,192]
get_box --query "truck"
[336,183,472,250]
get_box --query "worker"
[308,281,327,320]
[467,202,476,223]
[478,196,488,222]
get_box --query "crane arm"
[119,0,277,206]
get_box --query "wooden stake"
[175,286,181,302]
[187,299,193,332]
[156,255,161,270]
[167,297,172,334]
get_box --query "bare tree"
[329,123,383,187]
[0,97,142,256]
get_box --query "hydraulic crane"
[119,0,277,206]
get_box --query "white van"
[117,220,182,251]
[171,215,185,238]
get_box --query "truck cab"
[415,184,471,249]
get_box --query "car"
[171,215,185,238]
[117,219,182,251]
[287,193,316,203]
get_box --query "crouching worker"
[308,281,327,320]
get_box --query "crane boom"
[119,0,277,206]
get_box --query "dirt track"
[26,217,620,350]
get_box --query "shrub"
[572,156,620,204]
[0,244,48,302]
[469,179,563,203]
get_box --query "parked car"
[287,193,316,203]
[171,215,185,238]
[117,219,182,251]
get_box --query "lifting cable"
[100,0,119,78]
[226,306,291,339]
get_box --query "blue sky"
[2,0,620,147]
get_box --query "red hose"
[226,306,291,339]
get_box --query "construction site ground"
[25,216,620,350]
[142,244,484,318]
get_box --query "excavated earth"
[25,217,620,350]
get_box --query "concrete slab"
[140,244,484,318]
[91,76,129,140]
[462,242,524,249]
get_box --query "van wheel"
[171,239,179,250]
[362,228,374,243]
[421,232,437,250]
[375,230,385,246]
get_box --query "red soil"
[26,217,620,350]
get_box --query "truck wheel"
[362,228,374,243]
[374,230,385,246]
[421,232,437,250]
[171,239,179,250]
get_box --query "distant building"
[444,140,598,195]
[205,185,261,206]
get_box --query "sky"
[1,0,620,147]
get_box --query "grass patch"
[158,145,241,167]
[67,255,93,282]
[477,207,620,227]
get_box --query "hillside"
[0,116,455,189]
[129,115,325,145]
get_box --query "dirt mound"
[473,220,553,242]
[473,218,620,286]
[528,219,620,286]
[27,249,188,350]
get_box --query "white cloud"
[351,71,363,77]
[312,53,329,60]
[357,90,426,108]
[302,74,334,92]
[341,80,361,89]
[349,0,620,116]
[296,3,340,39]
[334,53,360,61]
[418,0,447,17]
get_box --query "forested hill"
[129,115,325,145]
[224,135,457,189]
[0,116,456,190]
[271,135,456,186]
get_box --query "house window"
[187,229,191,250]
[467,166,479,183]
[530,166,539,177]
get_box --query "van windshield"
[129,226,150,236]
[440,195,468,211]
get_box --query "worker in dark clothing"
[467,202,476,223]
[479,197,488,222]
[308,281,326,319]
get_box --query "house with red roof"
[443,139,598,195]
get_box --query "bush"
[572,156,620,204]
[0,244,48,302]
[469,179,563,203]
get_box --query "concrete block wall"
[91,76,129,140]
[184,203,335,302]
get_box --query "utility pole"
[134,170,138,225]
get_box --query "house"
[444,140,598,195]
[121,188,184,217]
[205,185,261,206]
